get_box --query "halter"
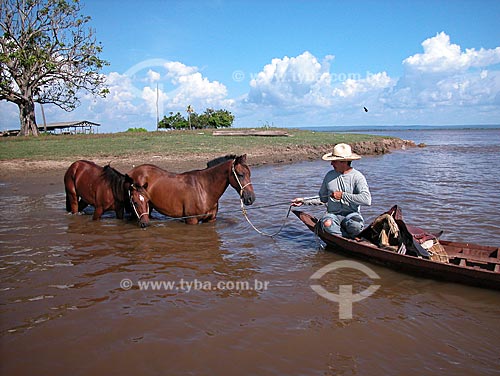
[231,160,252,196]
[128,187,149,220]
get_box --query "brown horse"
[128,182,151,228]
[64,160,133,220]
[127,154,256,224]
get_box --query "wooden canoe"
[293,210,500,290]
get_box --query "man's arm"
[291,195,325,206]
[341,173,371,206]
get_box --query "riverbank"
[0,129,416,179]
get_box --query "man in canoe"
[292,143,372,238]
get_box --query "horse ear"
[238,154,247,164]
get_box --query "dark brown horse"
[127,154,256,225]
[64,160,133,220]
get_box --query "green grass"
[0,128,391,161]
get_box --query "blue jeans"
[320,212,364,238]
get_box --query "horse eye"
[237,173,244,178]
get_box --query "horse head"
[129,182,150,228]
[229,154,256,206]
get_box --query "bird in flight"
[363,107,368,112]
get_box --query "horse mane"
[102,164,129,201]
[206,154,237,168]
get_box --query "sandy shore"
[0,138,416,182]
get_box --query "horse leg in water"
[185,217,198,225]
[65,167,89,214]
[64,176,79,214]
[65,191,77,213]
[93,205,104,220]
[202,205,218,223]
[183,211,215,224]
[188,206,217,224]
[78,198,89,212]
[115,203,125,220]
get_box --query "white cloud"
[403,32,500,74]
[104,72,138,106]
[164,61,198,80]
[245,51,393,113]
[384,32,500,111]
[0,101,20,130]
[167,72,229,107]
[332,72,393,98]
[147,69,161,82]
[248,51,333,106]
[241,51,395,127]
[142,85,168,117]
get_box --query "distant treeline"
[158,108,234,130]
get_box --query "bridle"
[230,160,291,237]
[231,160,253,197]
[128,186,149,220]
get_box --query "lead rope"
[239,198,293,237]
[232,162,292,237]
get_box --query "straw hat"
[322,143,361,161]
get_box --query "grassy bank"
[0,129,391,161]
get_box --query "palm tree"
[186,105,194,130]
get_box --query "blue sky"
[2,0,500,132]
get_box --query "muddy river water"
[1,128,500,375]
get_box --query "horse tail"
[64,163,78,212]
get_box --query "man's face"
[331,160,347,172]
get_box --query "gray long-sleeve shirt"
[304,168,371,215]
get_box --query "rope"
[232,160,292,237]
[144,200,293,222]
[239,198,293,238]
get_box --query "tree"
[0,0,108,136]
[157,108,234,130]
[158,112,188,129]
[204,108,234,129]
[194,108,234,129]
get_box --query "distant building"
[1,120,100,136]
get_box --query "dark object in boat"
[358,205,449,262]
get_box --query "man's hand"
[291,197,304,207]
[331,191,343,200]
